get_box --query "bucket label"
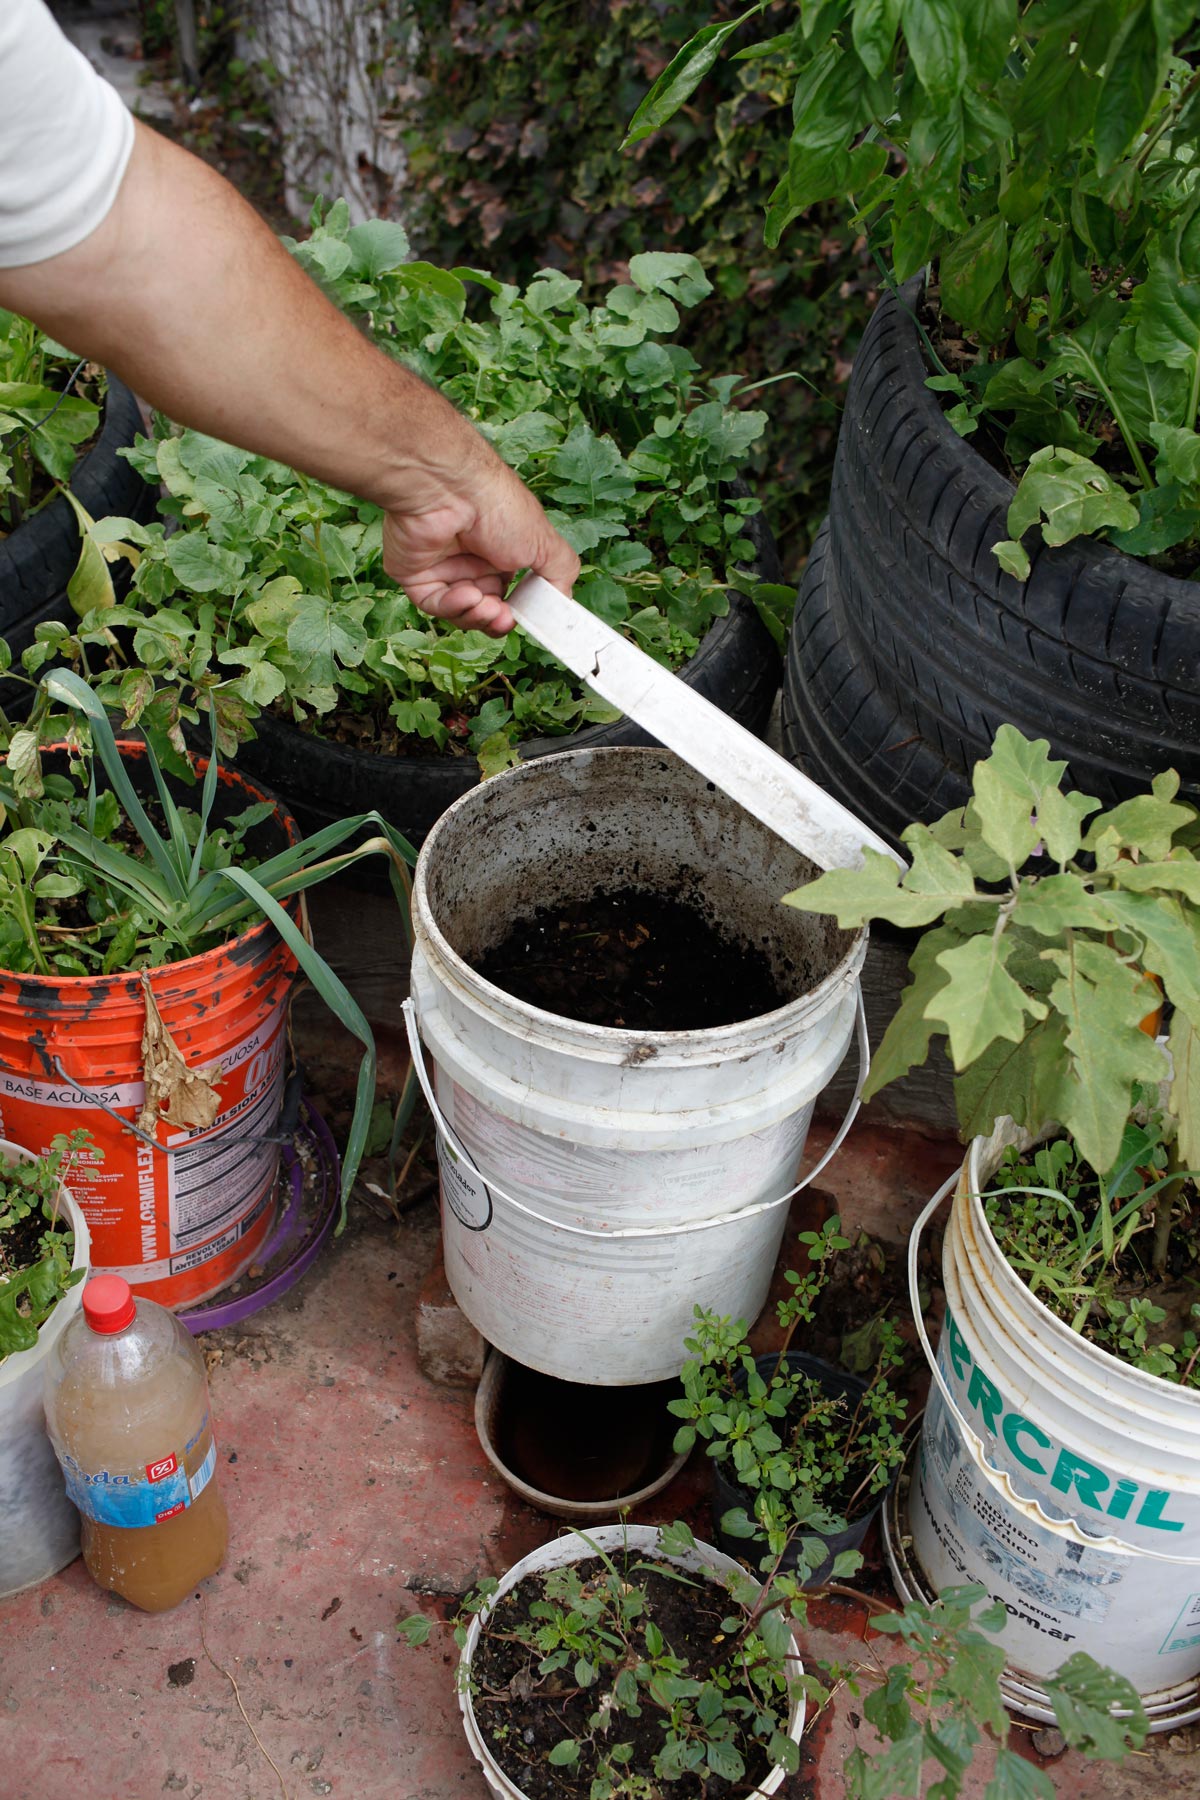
[0,1001,288,1305]
[436,1135,493,1232]
[939,1303,1191,1537]
[1161,1592,1200,1656]
[60,1420,217,1529]
[912,1364,1200,1688]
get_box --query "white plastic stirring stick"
[508,574,904,872]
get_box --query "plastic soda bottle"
[44,1274,228,1611]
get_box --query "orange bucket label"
[0,999,289,1309]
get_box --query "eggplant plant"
[786,724,1200,1382]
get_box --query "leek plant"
[0,665,417,1222]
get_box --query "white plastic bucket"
[457,1521,806,1800]
[407,747,867,1385]
[906,1122,1200,1716]
[0,1139,90,1596]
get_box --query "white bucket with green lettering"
[906,1120,1200,1717]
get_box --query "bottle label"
[61,1421,217,1529]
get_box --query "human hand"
[382,457,579,636]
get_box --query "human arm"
[0,117,577,633]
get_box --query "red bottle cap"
[82,1275,137,1334]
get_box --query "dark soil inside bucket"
[470,1558,787,1799]
[473,886,789,1030]
[494,1366,681,1502]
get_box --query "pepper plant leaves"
[901,0,968,103]
[1045,939,1168,1173]
[853,0,903,78]
[1135,248,1200,375]
[1094,5,1166,173]
[928,933,1048,1069]
[940,215,1009,337]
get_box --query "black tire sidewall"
[827,279,1200,802]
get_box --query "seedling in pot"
[982,1093,1200,1388]
[671,1216,909,1570]
[398,1518,1148,1800]
[0,1130,90,1363]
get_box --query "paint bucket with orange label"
[0,753,299,1308]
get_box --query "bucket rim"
[413,745,867,1049]
[961,1127,1200,1414]
[0,746,300,997]
[472,1351,690,1521]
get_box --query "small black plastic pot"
[711,1350,891,1588]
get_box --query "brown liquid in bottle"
[77,1428,229,1613]
[47,1282,229,1612]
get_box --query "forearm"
[0,121,490,514]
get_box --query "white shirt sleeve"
[0,0,135,267]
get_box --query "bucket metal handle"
[401,986,869,1241]
[908,1173,1200,1564]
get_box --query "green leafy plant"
[627,3,1200,576]
[0,1130,90,1362]
[398,1520,1147,1800]
[671,1216,909,1565]
[81,206,780,774]
[785,723,1200,1377]
[0,310,100,534]
[0,657,417,1219]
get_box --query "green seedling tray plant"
[72,204,785,776]
[626,3,1200,577]
[786,723,1200,1384]
[0,1129,89,1364]
[0,652,417,1222]
[671,1215,909,1566]
[398,1517,1147,1800]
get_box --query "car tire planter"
[235,506,783,848]
[781,520,971,849]
[785,280,1200,830]
[0,376,155,699]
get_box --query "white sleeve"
[0,0,135,268]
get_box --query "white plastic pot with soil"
[457,1523,806,1800]
[406,744,869,1386]
[897,1122,1200,1728]
[0,1140,90,1597]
